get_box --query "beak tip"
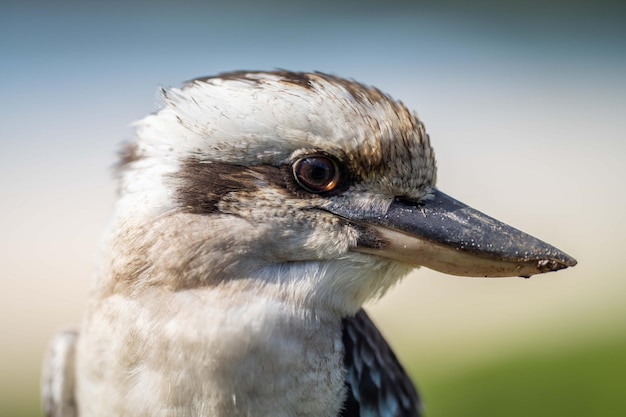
[521,252,577,278]
[538,257,577,273]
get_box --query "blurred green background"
[2,1,625,416]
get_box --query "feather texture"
[341,310,422,417]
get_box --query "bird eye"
[292,155,340,193]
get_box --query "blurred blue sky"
[2,1,625,162]
[1,0,625,414]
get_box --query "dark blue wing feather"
[339,309,422,417]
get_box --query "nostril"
[395,197,419,206]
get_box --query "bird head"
[106,71,575,314]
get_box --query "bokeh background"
[2,1,625,415]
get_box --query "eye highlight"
[292,155,341,193]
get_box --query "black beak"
[346,189,577,278]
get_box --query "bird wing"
[42,330,79,417]
[340,309,423,417]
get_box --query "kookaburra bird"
[42,71,576,417]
